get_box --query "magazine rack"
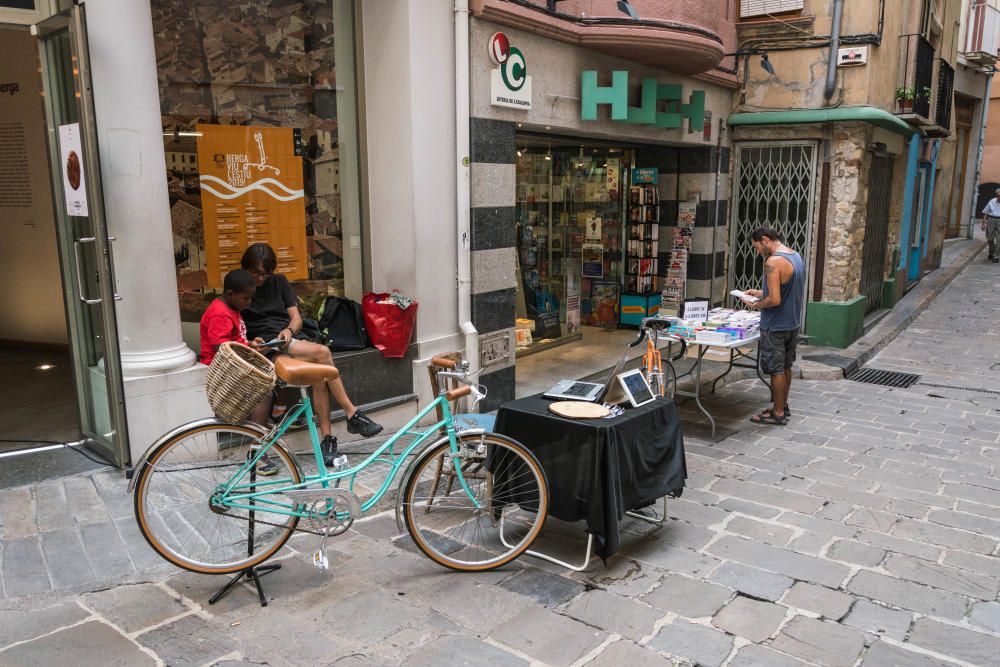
[621,184,660,325]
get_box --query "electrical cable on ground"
[0,439,114,466]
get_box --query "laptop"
[543,353,629,403]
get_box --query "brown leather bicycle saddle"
[274,357,340,385]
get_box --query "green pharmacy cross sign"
[581,71,705,130]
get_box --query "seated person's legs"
[248,393,273,428]
[285,339,383,441]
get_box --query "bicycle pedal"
[312,550,329,570]
[332,454,349,469]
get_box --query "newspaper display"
[661,201,697,314]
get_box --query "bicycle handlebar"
[433,358,486,405]
[665,335,688,361]
[636,318,689,361]
[431,356,459,368]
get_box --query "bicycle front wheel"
[402,433,548,571]
[133,423,301,574]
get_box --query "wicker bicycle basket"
[205,342,276,423]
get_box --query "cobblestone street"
[2,245,1000,666]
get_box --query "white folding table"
[666,333,770,436]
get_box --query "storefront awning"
[727,106,924,137]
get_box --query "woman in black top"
[241,243,383,464]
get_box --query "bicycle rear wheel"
[402,433,548,571]
[133,423,301,574]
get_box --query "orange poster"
[196,124,308,288]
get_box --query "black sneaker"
[256,455,278,477]
[347,410,383,438]
[321,434,338,467]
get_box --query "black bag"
[297,318,322,343]
[317,296,368,351]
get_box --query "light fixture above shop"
[616,1,640,20]
[760,53,775,75]
[725,49,777,78]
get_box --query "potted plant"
[895,86,915,113]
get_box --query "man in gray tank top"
[740,227,806,426]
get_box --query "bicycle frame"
[215,388,481,519]
[643,331,665,396]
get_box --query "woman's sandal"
[750,411,788,425]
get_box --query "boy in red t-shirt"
[200,269,260,365]
[200,269,278,475]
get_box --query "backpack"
[317,296,368,351]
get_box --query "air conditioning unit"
[837,47,868,66]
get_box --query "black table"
[494,394,686,561]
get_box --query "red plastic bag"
[362,292,418,358]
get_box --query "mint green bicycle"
[130,352,549,575]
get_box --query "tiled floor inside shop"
[514,325,646,398]
[0,347,103,488]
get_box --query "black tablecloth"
[494,394,686,560]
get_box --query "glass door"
[34,6,128,465]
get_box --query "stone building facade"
[729,0,977,348]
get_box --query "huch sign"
[581,71,705,131]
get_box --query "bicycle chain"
[215,508,334,537]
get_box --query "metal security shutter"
[729,141,817,323]
[740,0,804,18]
[859,151,894,314]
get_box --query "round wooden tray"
[548,401,610,419]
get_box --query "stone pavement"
[3,248,1000,665]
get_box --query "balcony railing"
[897,34,935,121]
[964,0,1000,63]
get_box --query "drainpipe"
[455,0,479,375]
[968,69,994,239]
[825,0,845,100]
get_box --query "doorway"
[0,8,128,484]
[946,96,975,239]
[0,24,87,481]
[859,150,894,314]
[729,141,817,325]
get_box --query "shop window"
[514,140,631,352]
[153,0,361,323]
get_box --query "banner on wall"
[58,123,88,216]
[196,124,308,288]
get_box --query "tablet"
[616,369,656,408]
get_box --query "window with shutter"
[740,0,805,19]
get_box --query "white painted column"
[85,0,196,377]
[84,0,207,463]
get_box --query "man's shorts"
[759,328,799,376]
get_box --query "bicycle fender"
[127,418,277,494]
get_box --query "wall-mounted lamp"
[617,1,640,20]
[759,53,775,75]
[547,0,640,20]
[725,49,777,77]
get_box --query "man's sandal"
[750,411,788,425]
[759,405,791,419]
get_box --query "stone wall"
[823,125,871,303]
